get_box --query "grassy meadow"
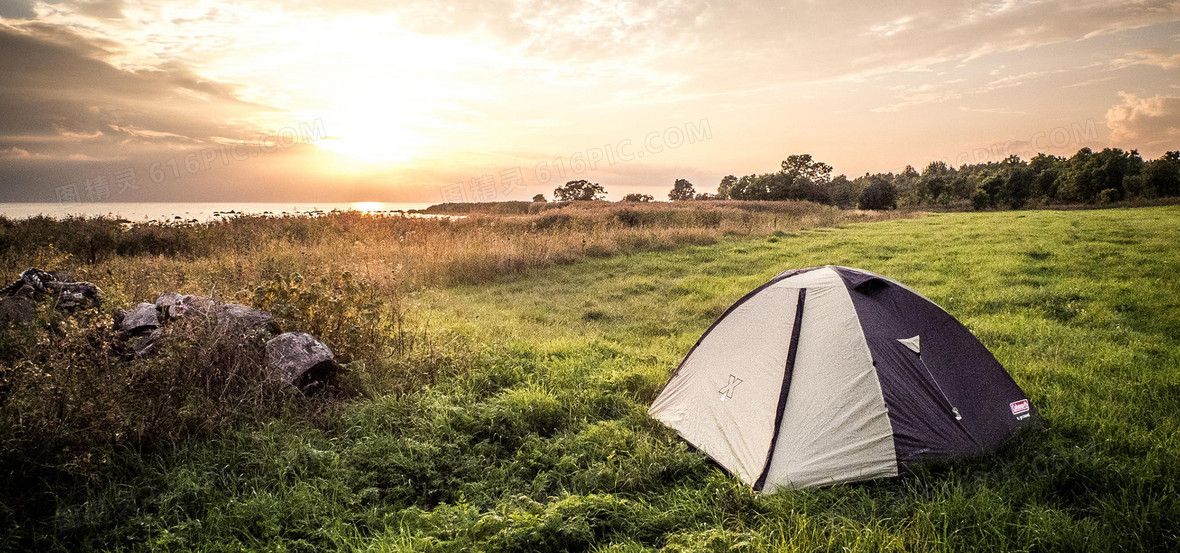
[0,203,1177,551]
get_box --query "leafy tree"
[892,165,921,206]
[622,193,654,202]
[531,193,547,202]
[694,192,717,200]
[773,154,834,204]
[827,174,858,208]
[972,187,992,210]
[1028,153,1065,200]
[1002,164,1035,209]
[857,175,897,210]
[1057,148,1143,202]
[766,172,831,204]
[553,180,606,201]
[1135,151,1180,198]
[668,179,696,201]
[727,174,764,200]
[716,175,738,199]
[917,161,954,205]
[781,154,833,185]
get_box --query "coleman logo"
[1010,399,1030,415]
[719,375,742,402]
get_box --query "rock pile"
[2,268,339,392]
[115,293,280,358]
[0,268,103,325]
[114,292,337,390]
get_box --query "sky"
[0,0,1178,204]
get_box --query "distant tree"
[1057,148,1143,202]
[781,154,833,185]
[694,192,717,200]
[716,175,738,199]
[972,187,992,210]
[857,176,897,210]
[826,174,858,208]
[917,161,954,205]
[1133,151,1180,198]
[1028,153,1065,200]
[771,154,834,204]
[532,193,547,202]
[669,179,696,201]
[730,174,763,200]
[622,193,654,202]
[892,165,921,206]
[1000,162,1034,209]
[553,180,606,201]
[971,170,1004,210]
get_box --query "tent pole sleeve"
[754,287,807,491]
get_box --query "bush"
[244,271,404,364]
[1098,188,1122,204]
[858,180,898,210]
[972,188,992,210]
[0,302,293,474]
[530,212,573,231]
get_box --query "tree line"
[542,148,1180,210]
[712,149,1180,210]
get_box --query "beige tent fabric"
[897,335,921,354]
[761,270,897,491]
[648,285,802,485]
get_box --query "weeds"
[0,206,1176,551]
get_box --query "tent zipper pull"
[952,407,962,421]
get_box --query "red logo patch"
[1009,399,1030,415]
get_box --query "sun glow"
[351,202,384,213]
[280,19,503,168]
[316,94,422,166]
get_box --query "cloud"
[873,89,964,113]
[0,23,278,155]
[1106,91,1180,150]
[872,70,1041,112]
[980,71,1042,92]
[1063,76,1115,88]
[867,16,915,38]
[958,106,1029,115]
[1113,47,1180,69]
[2,0,1179,201]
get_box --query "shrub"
[1098,188,1121,204]
[530,212,573,231]
[613,208,647,228]
[972,188,992,210]
[858,180,898,210]
[244,271,404,364]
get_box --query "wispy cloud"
[959,106,1029,115]
[1113,47,1180,69]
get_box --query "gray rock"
[217,303,278,335]
[155,292,183,318]
[130,328,164,357]
[0,268,51,296]
[0,296,35,326]
[117,303,160,334]
[171,295,216,319]
[54,281,103,309]
[1,267,102,309]
[265,332,338,389]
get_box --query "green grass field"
[4,206,1179,551]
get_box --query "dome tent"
[649,265,1036,491]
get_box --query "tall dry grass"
[0,201,910,304]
